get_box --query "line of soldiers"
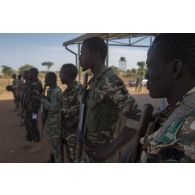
[11,68,43,142]
[10,33,195,163]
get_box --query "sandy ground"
[0,87,161,163]
[0,92,50,163]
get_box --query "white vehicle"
[142,79,148,86]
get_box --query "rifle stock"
[75,73,88,162]
[123,104,153,163]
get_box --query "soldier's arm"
[41,90,62,112]
[65,92,80,118]
[107,76,142,150]
[63,92,80,129]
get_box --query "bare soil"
[0,92,50,163]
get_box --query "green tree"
[41,61,54,72]
[1,65,14,77]
[131,68,137,74]
[19,64,33,74]
[1,65,14,83]
[137,61,146,79]
[111,65,122,74]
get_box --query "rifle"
[6,85,14,92]
[75,73,88,162]
[123,104,153,163]
[41,85,48,137]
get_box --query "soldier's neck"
[91,62,105,78]
[167,83,195,106]
[66,80,75,88]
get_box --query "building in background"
[119,57,127,71]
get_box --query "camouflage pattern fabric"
[15,79,24,98]
[140,87,195,163]
[61,80,82,162]
[41,86,63,163]
[12,78,17,92]
[48,138,63,163]
[27,79,43,112]
[25,79,43,142]
[64,133,76,162]
[12,78,17,104]
[20,80,30,125]
[15,79,24,110]
[82,67,141,163]
[41,86,62,139]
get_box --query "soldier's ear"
[171,59,183,79]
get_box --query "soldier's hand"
[87,143,114,160]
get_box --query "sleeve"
[106,74,142,129]
[42,90,62,113]
[65,89,80,119]
[31,82,43,113]
[176,116,195,161]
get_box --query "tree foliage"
[41,61,54,72]
[137,61,146,79]
[1,65,14,77]
[19,64,33,74]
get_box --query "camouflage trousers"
[20,107,27,126]
[25,110,40,142]
[63,133,76,163]
[48,137,63,163]
[15,95,20,111]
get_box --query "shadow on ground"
[0,99,50,163]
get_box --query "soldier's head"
[60,63,78,85]
[80,37,107,71]
[146,33,195,99]
[45,72,57,87]
[29,68,39,81]
[18,74,22,80]
[12,74,16,79]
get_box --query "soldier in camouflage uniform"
[11,74,18,110]
[20,70,30,126]
[140,34,195,163]
[41,72,63,163]
[79,37,142,163]
[60,63,82,162]
[25,68,43,142]
[15,74,23,111]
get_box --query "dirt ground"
[0,92,51,162]
[0,86,161,163]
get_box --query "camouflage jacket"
[41,86,62,138]
[27,79,43,113]
[61,80,82,133]
[141,87,195,163]
[21,80,30,107]
[15,80,24,97]
[82,66,141,162]
[12,78,17,92]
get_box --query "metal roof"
[63,33,158,46]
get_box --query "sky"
[0,33,149,72]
